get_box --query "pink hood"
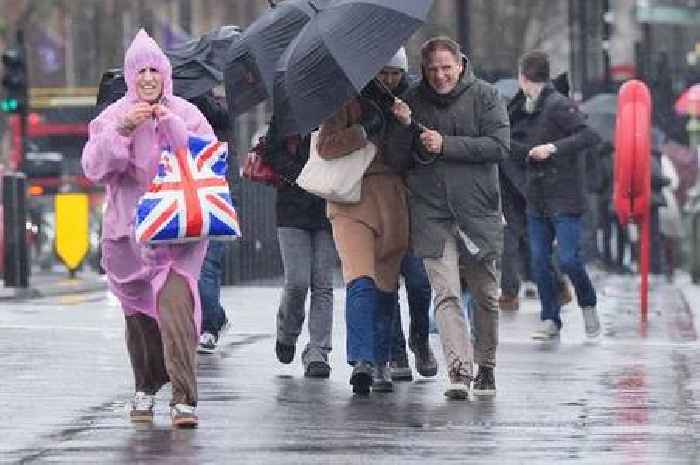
[123,29,173,101]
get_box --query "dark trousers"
[391,254,431,360]
[198,241,227,335]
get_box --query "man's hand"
[117,102,153,136]
[419,129,443,154]
[391,98,412,126]
[528,143,557,161]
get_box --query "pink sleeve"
[81,114,133,184]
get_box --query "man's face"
[377,67,403,92]
[518,72,534,98]
[136,66,164,103]
[424,49,463,95]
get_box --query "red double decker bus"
[0,87,103,272]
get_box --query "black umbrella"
[580,93,617,143]
[273,0,433,136]
[168,25,242,98]
[223,0,330,117]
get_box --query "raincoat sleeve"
[158,102,215,148]
[317,103,367,160]
[548,99,601,156]
[441,85,510,164]
[81,110,134,184]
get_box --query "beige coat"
[317,98,409,291]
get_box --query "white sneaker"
[581,306,601,338]
[531,319,560,340]
[197,332,218,354]
[129,391,154,422]
[170,403,198,428]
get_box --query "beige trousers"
[424,229,500,382]
[125,271,198,406]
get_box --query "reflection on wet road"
[1,275,699,464]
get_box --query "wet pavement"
[1,270,700,464]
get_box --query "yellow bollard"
[54,193,90,274]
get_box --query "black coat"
[509,83,600,216]
[263,118,330,231]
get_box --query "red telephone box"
[613,80,652,322]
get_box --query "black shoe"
[349,361,373,395]
[413,344,438,377]
[275,340,295,364]
[304,361,331,378]
[472,366,496,396]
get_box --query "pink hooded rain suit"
[82,30,214,334]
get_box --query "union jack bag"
[135,135,241,244]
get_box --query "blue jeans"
[528,214,597,329]
[198,241,227,335]
[391,254,431,360]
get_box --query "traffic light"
[1,46,28,114]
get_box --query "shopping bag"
[296,131,375,204]
[135,135,241,244]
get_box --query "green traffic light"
[0,98,19,112]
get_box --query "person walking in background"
[82,29,214,427]
[316,54,411,394]
[511,51,601,341]
[501,77,574,312]
[372,47,438,382]
[264,117,336,378]
[386,36,509,399]
[191,91,232,355]
[659,150,684,281]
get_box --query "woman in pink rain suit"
[82,29,214,428]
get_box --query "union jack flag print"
[135,135,241,244]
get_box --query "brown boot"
[498,294,519,311]
[558,280,573,306]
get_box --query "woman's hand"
[391,98,412,126]
[152,103,172,120]
[117,102,153,137]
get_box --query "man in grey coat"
[385,36,510,399]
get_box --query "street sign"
[637,4,700,25]
[54,193,90,273]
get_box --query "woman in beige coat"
[317,93,409,394]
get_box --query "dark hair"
[519,51,550,83]
[421,36,461,63]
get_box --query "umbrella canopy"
[224,0,329,117]
[273,0,433,136]
[674,83,700,116]
[168,26,242,98]
[580,93,617,143]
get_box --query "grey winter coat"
[384,61,510,260]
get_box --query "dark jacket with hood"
[509,82,600,217]
[263,117,330,230]
[384,56,510,260]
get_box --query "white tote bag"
[296,130,376,204]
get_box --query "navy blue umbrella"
[273,0,433,135]
[224,0,330,117]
